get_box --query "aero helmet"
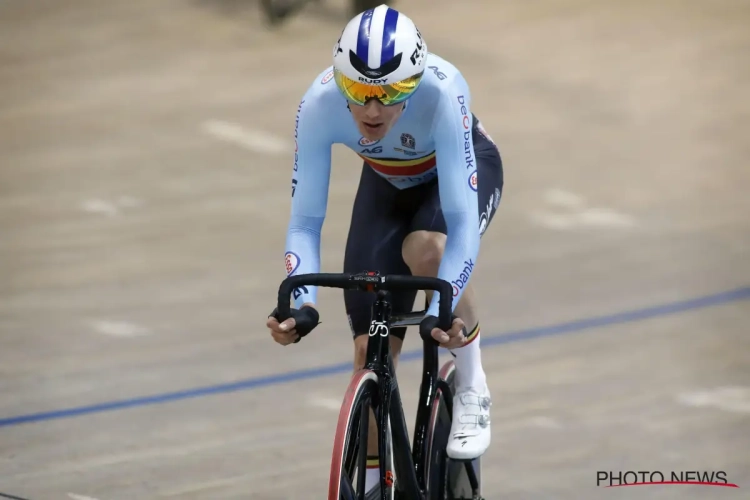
[332,5,428,106]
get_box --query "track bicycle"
[275,271,485,499]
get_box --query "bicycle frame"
[363,290,443,499]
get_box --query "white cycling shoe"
[446,384,492,460]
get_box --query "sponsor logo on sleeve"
[321,70,334,84]
[293,100,305,172]
[284,252,300,276]
[468,170,478,192]
[457,96,474,171]
[451,259,475,296]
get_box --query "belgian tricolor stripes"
[464,323,480,345]
[359,151,436,177]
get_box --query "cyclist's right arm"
[283,87,335,310]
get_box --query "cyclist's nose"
[363,100,383,119]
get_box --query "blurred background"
[1,0,749,498]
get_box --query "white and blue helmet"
[332,5,428,105]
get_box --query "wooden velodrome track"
[1,0,748,498]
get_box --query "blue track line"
[1,286,748,428]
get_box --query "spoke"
[344,411,362,474]
[355,401,370,498]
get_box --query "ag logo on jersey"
[359,137,380,147]
[429,65,447,81]
[284,252,300,276]
[320,70,334,85]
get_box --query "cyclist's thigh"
[343,164,416,340]
[409,117,504,237]
[474,116,504,237]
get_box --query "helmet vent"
[348,50,403,79]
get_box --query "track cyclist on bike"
[267,3,504,490]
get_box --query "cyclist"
[267,3,503,488]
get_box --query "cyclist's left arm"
[426,76,481,317]
[284,94,335,309]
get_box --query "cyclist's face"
[350,99,405,141]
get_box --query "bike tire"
[329,369,389,500]
[424,360,456,499]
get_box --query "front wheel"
[329,369,395,500]
[424,360,454,499]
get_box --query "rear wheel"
[329,370,394,500]
[426,360,484,499]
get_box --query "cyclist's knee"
[402,230,446,277]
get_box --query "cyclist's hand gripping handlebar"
[273,273,454,345]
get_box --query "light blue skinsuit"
[284,53,480,317]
